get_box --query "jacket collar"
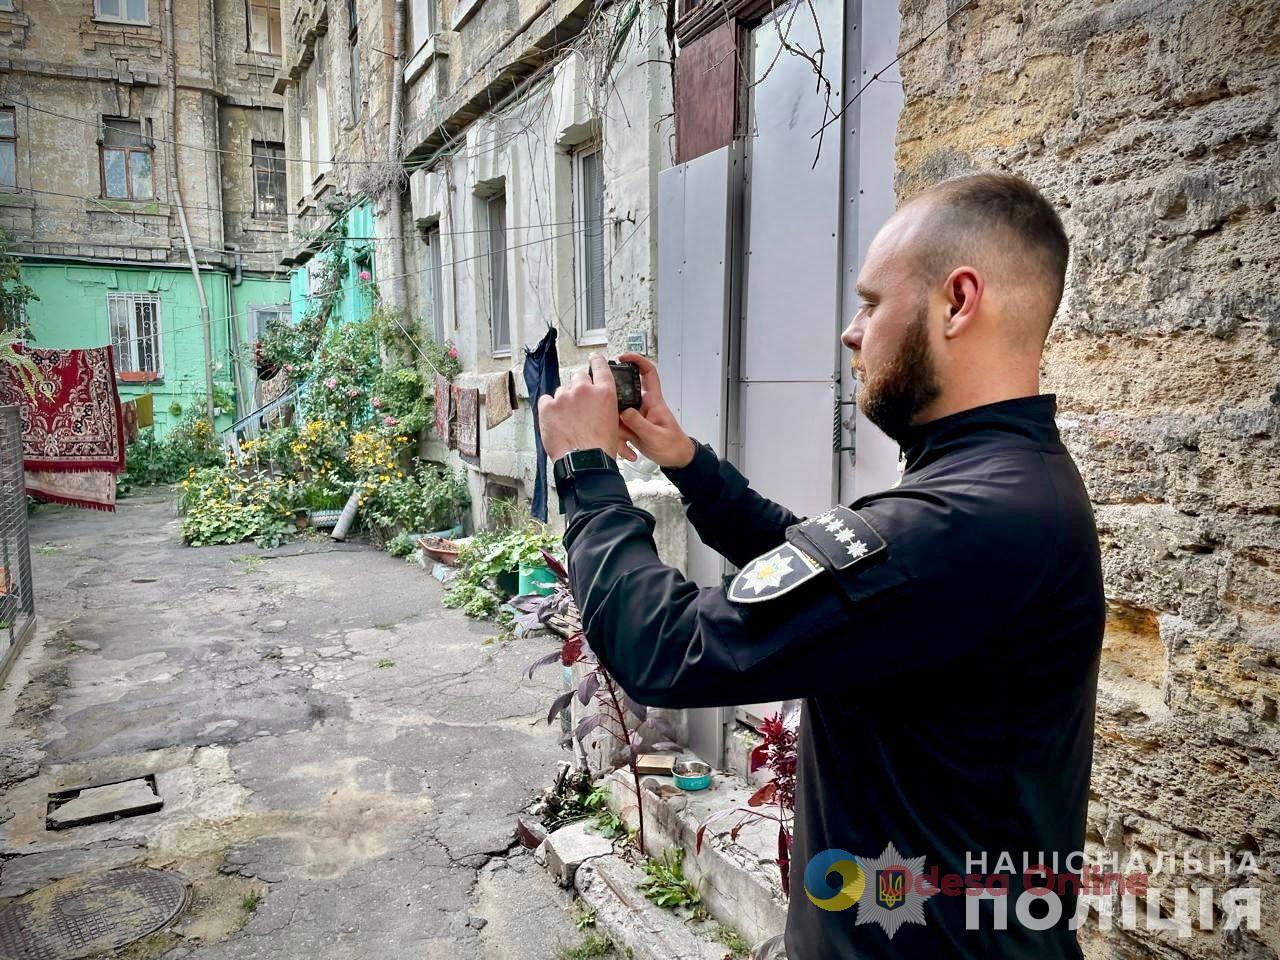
[899,394,1061,475]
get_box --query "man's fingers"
[620,407,661,445]
[588,353,614,390]
[618,352,663,403]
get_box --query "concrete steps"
[574,855,734,960]
[601,766,789,949]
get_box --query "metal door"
[732,0,846,726]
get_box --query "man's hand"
[538,353,623,462]
[615,353,696,468]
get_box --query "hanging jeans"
[522,327,561,522]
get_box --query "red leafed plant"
[695,706,800,895]
[521,549,679,857]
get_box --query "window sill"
[450,0,483,31]
[118,374,163,384]
[576,331,608,347]
[491,349,512,359]
[87,199,169,216]
[92,16,152,28]
[404,33,450,84]
[0,192,35,209]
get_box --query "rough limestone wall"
[895,1,1279,958]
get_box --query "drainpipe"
[384,0,409,314]
[165,0,216,423]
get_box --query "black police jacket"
[560,394,1105,960]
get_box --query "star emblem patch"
[727,542,821,604]
[787,506,886,572]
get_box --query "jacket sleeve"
[562,470,990,709]
[660,440,801,569]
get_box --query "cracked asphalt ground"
[0,492,584,959]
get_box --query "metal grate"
[0,404,35,682]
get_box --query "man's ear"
[942,267,983,338]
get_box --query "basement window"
[100,117,154,200]
[573,144,606,342]
[0,107,15,191]
[246,0,282,55]
[252,141,285,217]
[108,293,163,381]
[95,0,148,25]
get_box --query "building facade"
[0,0,291,431]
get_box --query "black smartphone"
[590,360,642,411]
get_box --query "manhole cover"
[0,868,187,960]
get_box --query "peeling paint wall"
[895,2,1280,957]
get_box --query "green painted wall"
[21,261,288,436]
[289,202,378,329]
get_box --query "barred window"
[108,293,163,380]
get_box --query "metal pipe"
[384,0,409,314]
[165,0,216,424]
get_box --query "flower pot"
[518,561,557,597]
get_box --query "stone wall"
[895,1,1279,957]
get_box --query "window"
[298,66,314,186]
[249,304,289,339]
[574,145,605,339]
[108,293,162,380]
[95,0,148,24]
[100,118,154,200]
[252,141,285,217]
[246,0,282,55]
[485,193,510,354]
[0,1,15,13]
[313,34,332,175]
[424,224,444,343]
[348,0,361,122]
[409,0,436,52]
[0,108,15,191]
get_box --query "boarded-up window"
[0,108,15,191]
[100,118,153,200]
[486,193,509,354]
[108,293,163,380]
[252,141,285,217]
[574,145,606,339]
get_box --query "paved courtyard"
[0,492,585,959]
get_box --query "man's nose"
[841,314,864,351]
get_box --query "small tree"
[0,228,39,395]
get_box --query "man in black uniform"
[538,173,1105,959]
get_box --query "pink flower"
[324,376,338,389]
[285,363,295,373]
[371,397,383,409]
[346,388,360,398]
[358,270,371,281]
[447,345,458,359]
[384,415,398,427]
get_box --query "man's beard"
[857,306,940,444]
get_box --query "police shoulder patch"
[727,541,822,605]
[786,505,887,572]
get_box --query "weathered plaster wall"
[896,2,1279,957]
[404,8,673,528]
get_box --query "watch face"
[569,449,609,471]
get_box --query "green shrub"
[179,467,292,548]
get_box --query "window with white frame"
[95,0,148,25]
[249,303,289,339]
[409,0,436,53]
[108,293,162,379]
[485,192,510,354]
[246,0,281,54]
[100,117,154,200]
[423,224,444,343]
[0,107,16,191]
[574,144,606,340]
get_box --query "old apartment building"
[276,0,672,522]
[0,0,291,428]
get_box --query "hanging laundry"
[522,327,561,522]
[484,370,517,429]
[458,387,481,467]
[448,384,461,450]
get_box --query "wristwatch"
[552,448,619,491]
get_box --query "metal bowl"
[672,759,712,791]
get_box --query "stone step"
[601,766,789,948]
[574,854,735,960]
